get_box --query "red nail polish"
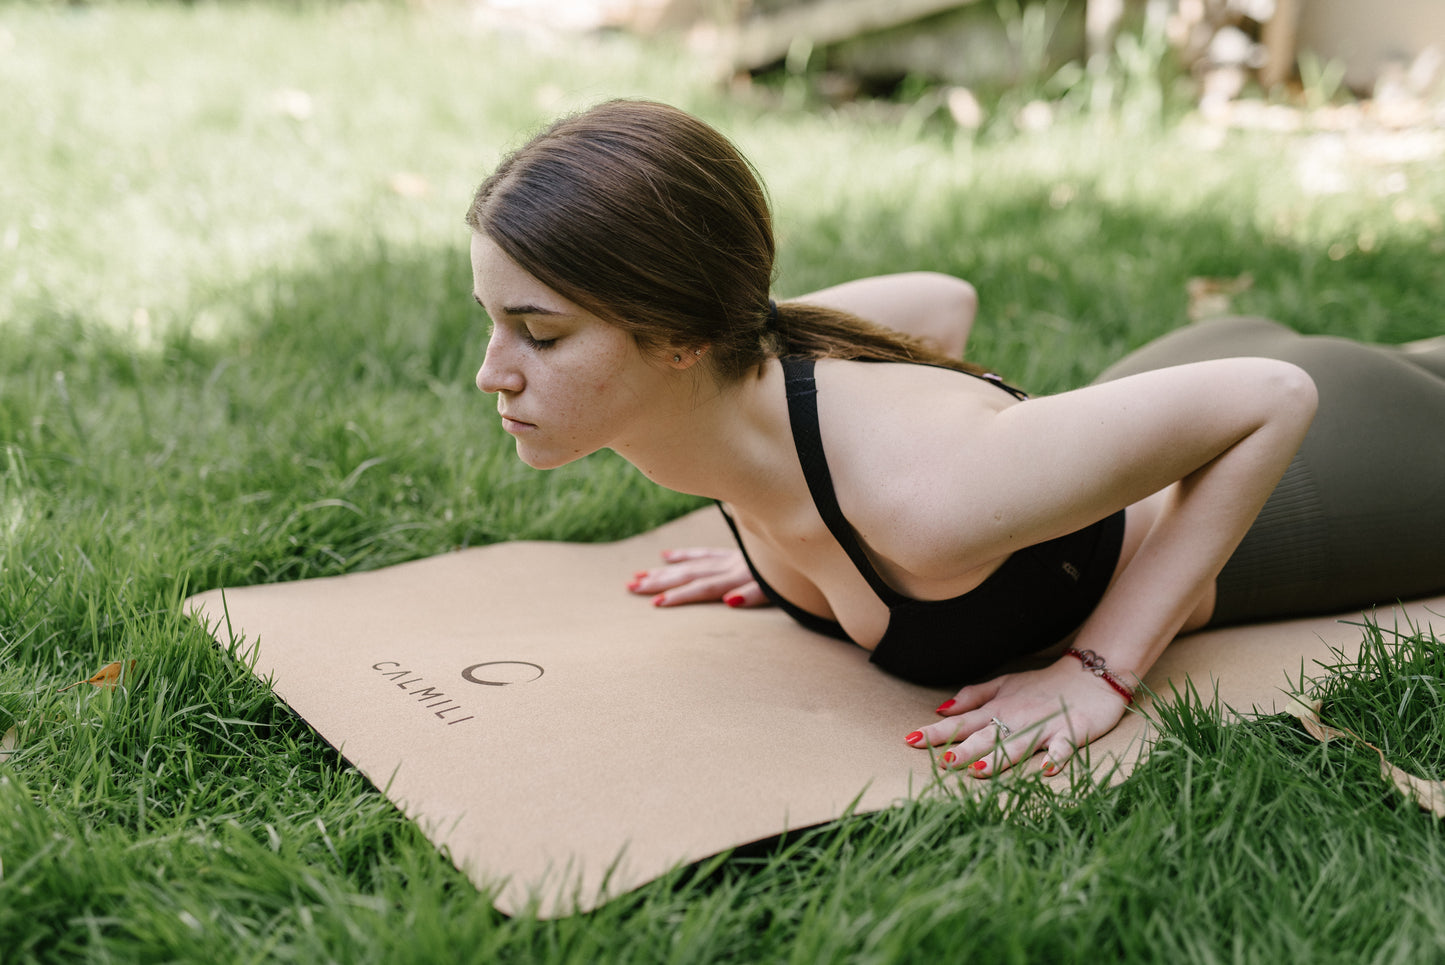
[941,751,956,766]
[935,699,956,714]
[724,594,745,607]
[651,594,666,607]
[633,571,649,580]
[1042,759,1057,776]
[627,580,641,591]
[970,760,987,772]
[904,731,924,745]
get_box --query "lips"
[499,413,535,432]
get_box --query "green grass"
[3,2,1445,962]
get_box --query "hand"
[626,547,768,608]
[904,659,1133,777]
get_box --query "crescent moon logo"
[460,661,545,686]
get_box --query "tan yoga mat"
[184,508,1445,917]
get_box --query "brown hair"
[466,99,983,381]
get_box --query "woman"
[466,99,1445,777]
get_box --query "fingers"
[1039,735,1079,778]
[934,680,1001,717]
[627,550,733,595]
[906,706,1061,778]
[656,575,760,607]
[940,718,1051,778]
[905,665,1129,779]
[722,581,767,608]
[626,548,762,607]
[909,706,994,746]
[659,547,733,563]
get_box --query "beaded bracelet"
[1064,648,1135,705]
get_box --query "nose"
[476,330,523,395]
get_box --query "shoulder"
[812,355,1314,577]
[809,359,1017,576]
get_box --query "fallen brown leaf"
[1,726,16,761]
[1383,761,1445,818]
[1186,272,1254,321]
[59,660,137,692]
[1286,694,1445,818]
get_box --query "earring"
[673,353,682,363]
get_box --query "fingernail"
[904,731,924,746]
[940,751,956,767]
[970,760,987,772]
[651,594,666,607]
[627,579,642,591]
[724,594,745,607]
[935,699,955,714]
[633,570,649,580]
[1042,759,1057,776]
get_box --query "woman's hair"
[466,99,984,381]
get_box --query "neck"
[610,361,792,508]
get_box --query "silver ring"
[990,716,1012,737]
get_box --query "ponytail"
[767,301,991,377]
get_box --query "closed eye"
[480,319,557,351]
[473,295,565,350]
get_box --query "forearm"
[1067,384,1317,687]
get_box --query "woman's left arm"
[786,272,978,358]
[906,358,1318,777]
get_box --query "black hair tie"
[766,299,780,329]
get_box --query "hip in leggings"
[1095,317,1445,626]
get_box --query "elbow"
[1266,360,1318,433]
[915,273,978,358]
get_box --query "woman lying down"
[464,99,1445,777]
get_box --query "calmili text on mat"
[371,659,547,726]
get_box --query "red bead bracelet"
[1064,647,1135,705]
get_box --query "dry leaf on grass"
[1,726,16,761]
[1286,695,1445,818]
[1186,272,1253,321]
[59,660,137,692]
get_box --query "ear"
[665,346,709,371]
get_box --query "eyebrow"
[472,294,566,317]
[502,305,566,317]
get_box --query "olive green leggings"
[1096,317,1445,626]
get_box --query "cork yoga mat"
[184,508,1444,917]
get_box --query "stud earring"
[673,353,682,363]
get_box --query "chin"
[514,443,583,471]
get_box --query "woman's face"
[470,232,675,470]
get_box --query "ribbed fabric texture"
[1210,456,1328,625]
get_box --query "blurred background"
[481,0,1445,127]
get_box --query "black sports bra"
[718,357,1126,687]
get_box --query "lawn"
[2,2,1444,962]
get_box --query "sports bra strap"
[782,357,909,604]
